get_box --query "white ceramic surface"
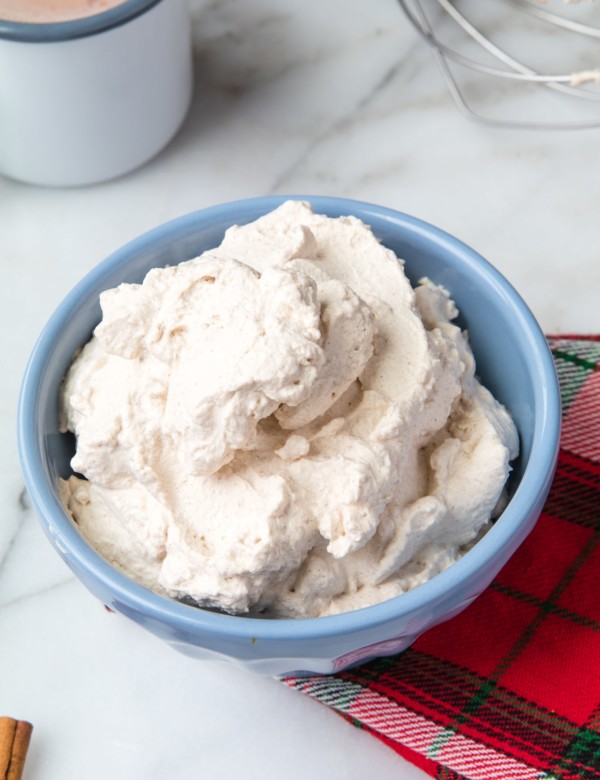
[0,0,193,186]
[1,1,599,778]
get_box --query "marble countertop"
[1,1,599,778]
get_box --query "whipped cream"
[59,201,519,618]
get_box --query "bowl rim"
[17,194,561,643]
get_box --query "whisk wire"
[503,0,600,39]
[398,0,600,129]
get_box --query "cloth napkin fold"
[284,336,600,780]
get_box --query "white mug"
[0,0,193,186]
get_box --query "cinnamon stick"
[0,718,17,776]
[0,718,33,780]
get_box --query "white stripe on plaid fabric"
[286,677,556,780]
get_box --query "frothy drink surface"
[0,0,127,23]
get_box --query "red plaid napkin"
[284,336,600,780]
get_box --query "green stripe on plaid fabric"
[558,729,600,780]
[428,727,457,758]
[550,339,600,367]
[551,356,592,413]
[552,349,600,373]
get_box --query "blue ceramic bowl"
[17,196,560,676]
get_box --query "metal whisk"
[398,0,600,129]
